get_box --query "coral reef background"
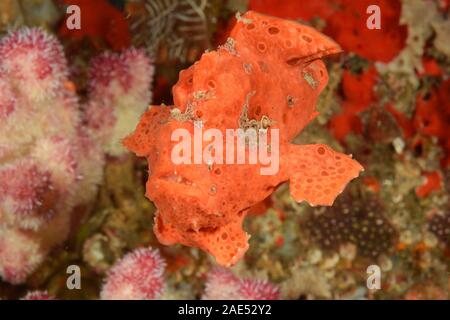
[0,0,449,300]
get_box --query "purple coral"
[202,267,280,300]
[428,211,450,247]
[100,247,166,300]
[305,192,398,259]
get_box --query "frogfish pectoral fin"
[286,144,363,206]
[123,105,171,157]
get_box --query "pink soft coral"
[21,290,55,300]
[100,247,166,300]
[0,27,154,284]
[85,49,154,157]
[202,267,280,300]
[0,28,102,284]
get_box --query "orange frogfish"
[124,11,363,266]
